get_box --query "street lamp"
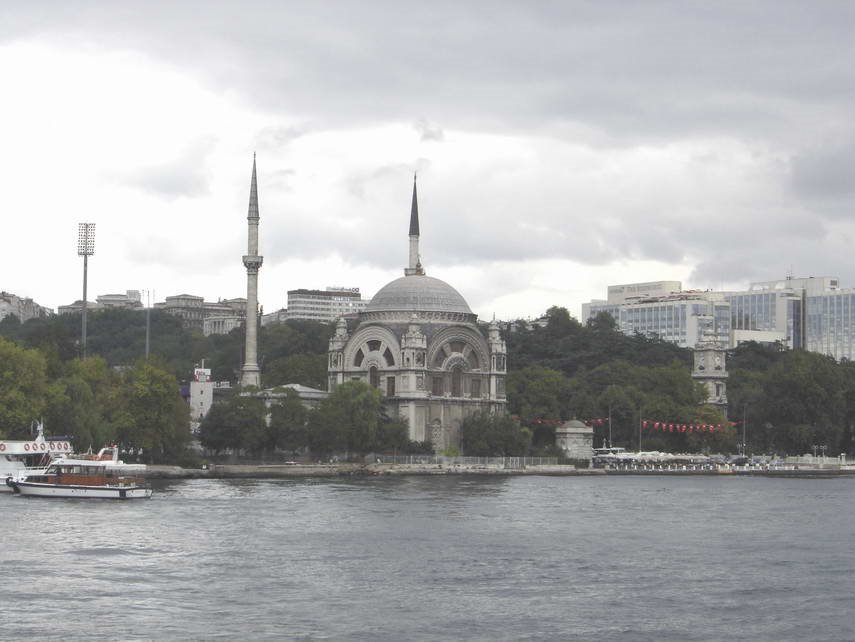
[77,223,95,359]
[607,401,613,449]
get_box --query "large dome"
[366,274,473,315]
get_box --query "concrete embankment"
[143,463,605,479]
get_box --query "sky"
[3,1,855,321]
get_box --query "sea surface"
[1,475,854,641]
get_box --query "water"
[2,475,854,641]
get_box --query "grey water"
[1,475,854,641]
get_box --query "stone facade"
[328,178,507,451]
[692,320,728,410]
[555,419,594,461]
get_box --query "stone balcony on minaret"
[242,255,263,274]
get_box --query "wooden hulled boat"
[6,446,151,499]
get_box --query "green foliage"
[268,389,309,454]
[308,380,381,456]
[265,354,327,389]
[0,337,47,438]
[375,413,410,452]
[460,412,531,456]
[0,312,334,389]
[122,359,190,462]
[199,392,267,455]
[43,357,121,450]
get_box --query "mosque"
[327,178,508,451]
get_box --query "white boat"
[6,446,152,499]
[0,423,72,492]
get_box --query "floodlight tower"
[77,223,96,359]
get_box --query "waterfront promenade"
[144,460,855,479]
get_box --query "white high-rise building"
[285,287,370,323]
[583,276,855,360]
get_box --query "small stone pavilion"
[555,419,594,461]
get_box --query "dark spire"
[409,172,419,236]
[248,153,259,221]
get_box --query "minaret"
[240,154,263,387]
[404,173,424,276]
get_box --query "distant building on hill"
[58,299,103,315]
[156,294,249,335]
[261,308,288,326]
[96,290,143,310]
[0,291,52,322]
[285,287,370,323]
[582,275,855,361]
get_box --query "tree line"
[3,304,855,459]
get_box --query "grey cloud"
[5,2,855,144]
[118,137,217,199]
[791,141,855,202]
[413,118,444,142]
[11,2,855,293]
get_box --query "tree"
[265,354,327,389]
[43,357,121,450]
[122,360,190,462]
[0,337,47,438]
[460,412,530,456]
[199,392,267,455]
[375,409,410,452]
[268,389,309,454]
[507,365,572,447]
[308,380,381,457]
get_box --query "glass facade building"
[806,291,855,360]
[583,277,855,357]
[585,295,730,349]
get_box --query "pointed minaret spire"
[248,153,259,221]
[241,153,263,387]
[405,173,424,276]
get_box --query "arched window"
[369,366,380,388]
[451,366,463,397]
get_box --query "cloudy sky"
[3,2,855,320]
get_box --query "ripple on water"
[2,476,855,641]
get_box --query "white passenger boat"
[6,446,152,499]
[0,424,72,492]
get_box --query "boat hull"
[7,479,152,499]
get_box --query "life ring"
[0,443,5,452]
[39,443,46,451]
[64,443,70,450]
[24,443,30,451]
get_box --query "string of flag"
[584,418,742,433]
[641,420,737,433]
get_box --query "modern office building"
[583,276,855,361]
[582,281,730,349]
[285,287,370,323]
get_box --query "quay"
[141,462,855,479]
